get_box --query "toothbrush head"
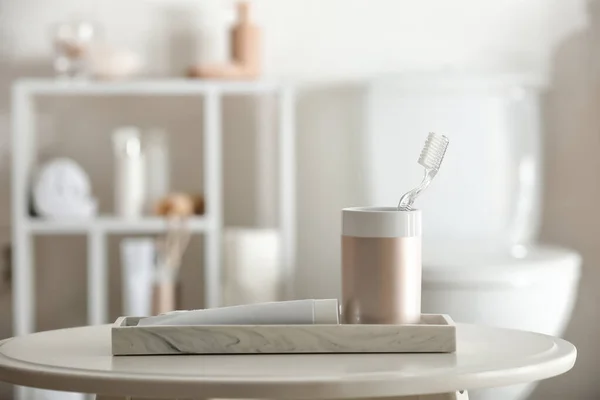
[418,132,449,172]
[397,132,449,211]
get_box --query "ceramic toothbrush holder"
[342,207,422,324]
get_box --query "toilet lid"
[422,244,581,289]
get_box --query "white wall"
[0,0,596,398]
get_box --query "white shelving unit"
[11,79,296,337]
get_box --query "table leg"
[402,391,468,400]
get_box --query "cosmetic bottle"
[144,129,169,214]
[120,238,155,317]
[231,2,261,76]
[112,126,145,218]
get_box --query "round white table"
[0,324,576,400]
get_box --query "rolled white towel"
[33,158,97,219]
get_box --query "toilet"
[364,72,582,400]
[422,243,581,400]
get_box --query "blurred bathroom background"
[0,0,599,399]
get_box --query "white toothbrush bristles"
[418,132,449,171]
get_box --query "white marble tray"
[111,314,456,355]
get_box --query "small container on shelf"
[53,20,98,79]
[144,129,170,214]
[112,126,145,219]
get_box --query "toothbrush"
[397,132,449,211]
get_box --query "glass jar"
[53,21,98,79]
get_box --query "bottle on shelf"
[112,126,145,219]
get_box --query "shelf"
[14,79,286,96]
[25,216,211,235]
[10,75,295,360]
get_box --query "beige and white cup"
[342,207,422,324]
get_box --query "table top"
[0,324,576,399]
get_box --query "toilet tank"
[363,73,546,245]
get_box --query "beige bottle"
[188,2,261,79]
[231,2,261,77]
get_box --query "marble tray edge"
[111,313,457,356]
